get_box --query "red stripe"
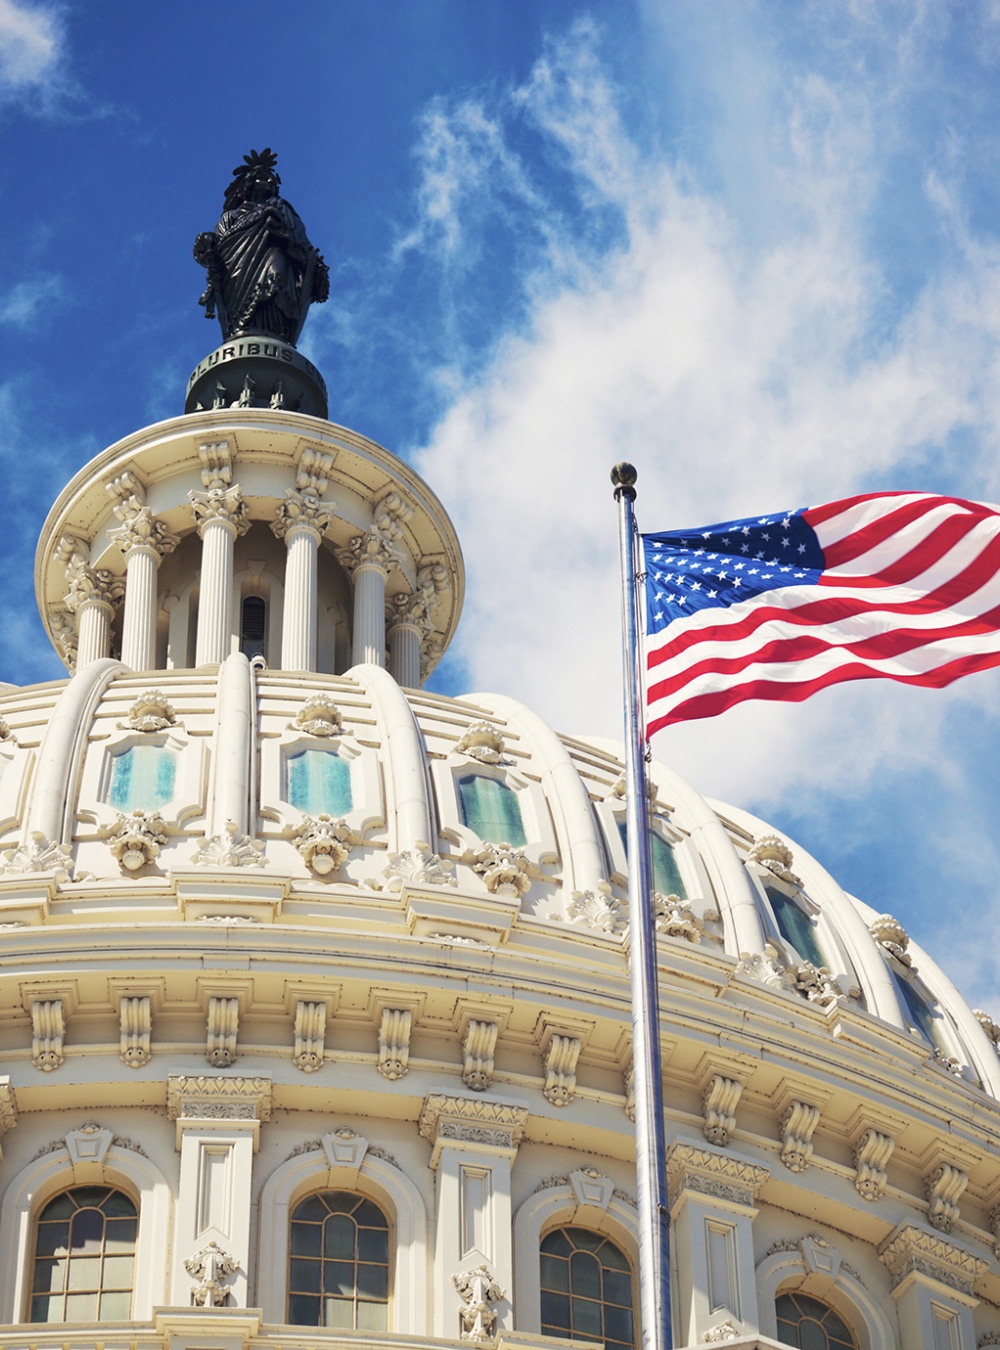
[820,499,990,569]
[647,601,1000,703]
[647,647,1000,735]
[820,515,1000,590]
[802,492,919,529]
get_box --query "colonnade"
[55,463,449,685]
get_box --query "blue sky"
[4,0,1000,1010]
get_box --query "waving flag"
[643,492,1000,734]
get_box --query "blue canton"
[642,509,825,636]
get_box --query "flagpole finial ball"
[611,462,637,500]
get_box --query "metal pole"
[612,461,673,1350]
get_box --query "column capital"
[665,1140,770,1212]
[336,525,402,578]
[64,565,124,614]
[110,504,180,561]
[387,560,450,636]
[167,1073,272,1148]
[189,485,250,538]
[271,488,333,543]
[418,1091,528,1168]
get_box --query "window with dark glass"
[288,1190,390,1330]
[240,595,267,659]
[616,819,686,897]
[30,1186,136,1323]
[775,1291,857,1348]
[458,774,527,847]
[540,1227,634,1350]
[766,886,825,968]
[890,966,951,1054]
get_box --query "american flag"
[643,492,1000,735]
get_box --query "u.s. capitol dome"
[1,165,999,1350]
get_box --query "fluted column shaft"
[196,518,237,666]
[282,528,319,670]
[352,562,388,667]
[272,490,332,673]
[120,546,159,671]
[76,598,115,668]
[388,620,422,688]
[190,486,249,667]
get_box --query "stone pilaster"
[271,489,333,670]
[879,1222,987,1350]
[418,1091,528,1340]
[167,1073,272,1308]
[666,1141,769,1346]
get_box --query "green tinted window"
[616,820,686,897]
[458,774,526,847]
[108,744,176,811]
[286,749,352,816]
[767,887,825,968]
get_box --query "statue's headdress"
[224,148,281,210]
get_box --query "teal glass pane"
[893,969,949,1051]
[286,750,352,816]
[767,887,825,968]
[458,774,526,846]
[108,745,176,811]
[616,820,686,897]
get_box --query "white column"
[388,618,422,687]
[110,505,179,672]
[168,1074,272,1309]
[665,1141,769,1345]
[418,1092,528,1340]
[352,561,388,666]
[190,486,249,666]
[272,490,332,671]
[74,596,115,667]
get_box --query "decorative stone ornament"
[471,842,531,898]
[543,1034,581,1107]
[789,961,844,1009]
[189,484,250,537]
[270,487,334,541]
[206,996,240,1067]
[853,1128,894,1200]
[293,814,353,876]
[746,833,800,884]
[925,1162,969,1233]
[702,1075,743,1146]
[455,721,507,764]
[120,995,152,1068]
[0,716,17,744]
[462,1019,498,1092]
[293,693,342,737]
[869,913,913,966]
[780,1101,822,1172]
[292,1000,326,1072]
[378,1008,413,1080]
[568,886,626,934]
[108,810,167,872]
[108,502,180,560]
[380,842,456,892]
[703,1321,741,1343]
[975,1008,1000,1047]
[124,690,177,732]
[192,821,266,868]
[185,1241,239,1307]
[654,891,704,942]
[1,832,73,880]
[453,1264,504,1341]
[31,999,65,1072]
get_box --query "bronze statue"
[194,148,329,345]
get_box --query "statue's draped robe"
[214,196,316,342]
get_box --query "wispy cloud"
[0,0,87,116]
[404,14,1000,1003]
[0,273,63,326]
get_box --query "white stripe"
[650,626,1000,718]
[823,507,1000,580]
[809,493,941,549]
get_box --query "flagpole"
[612,461,673,1350]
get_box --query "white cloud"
[0,0,60,96]
[412,17,1000,821]
[0,274,62,326]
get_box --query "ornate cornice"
[167,1074,272,1123]
[878,1222,988,1296]
[665,1141,769,1210]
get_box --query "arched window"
[241,595,267,659]
[288,1190,390,1330]
[540,1227,635,1350]
[766,886,825,968]
[30,1186,137,1322]
[458,774,526,847]
[775,1291,857,1348]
